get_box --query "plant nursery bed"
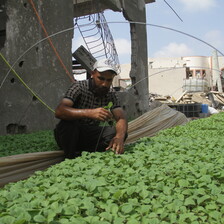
[0,112,224,223]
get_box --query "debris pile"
[149,91,224,118]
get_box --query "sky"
[72,0,224,65]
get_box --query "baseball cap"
[93,59,118,75]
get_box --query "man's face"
[91,70,116,96]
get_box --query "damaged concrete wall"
[0,0,152,135]
[73,0,122,17]
[119,0,150,118]
[0,0,74,135]
[0,0,7,49]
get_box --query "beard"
[92,79,110,97]
[93,86,110,97]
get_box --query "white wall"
[148,67,186,99]
[116,55,224,97]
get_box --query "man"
[54,58,128,159]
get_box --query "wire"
[1,20,223,91]
[94,123,106,152]
[1,20,224,114]
[0,52,55,113]
[0,26,74,89]
[105,21,224,56]
[163,0,183,22]
[17,77,64,125]
[28,0,74,83]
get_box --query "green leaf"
[139,189,149,199]
[178,179,189,188]
[109,204,119,214]
[17,212,32,222]
[206,203,218,210]
[99,212,113,222]
[127,219,139,224]
[113,190,123,200]
[209,211,222,220]
[210,184,221,195]
[182,189,192,196]
[216,194,224,204]
[197,195,210,205]
[104,102,113,110]
[9,207,27,217]
[33,214,46,223]
[139,205,151,214]
[163,186,171,195]
[126,186,137,195]
[148,218,160,224]
[108,101,113,109]
[63,205,78,215]
[46,187,58,195]
[121,204,133,214]
[50,201,62,213]
[0,216,16,224]
[179,213,197,222]
[148,212,157,218]
[184,197,195,206]
[194,188,206,196]
[199,175,211,183]
[113,217,125,224]
[101,191,110,199]
[169,213,177,223]
[13,220,26,224]
[57,218,70,224]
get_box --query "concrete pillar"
[0,0,74,135]
[120,0,149,118]
[212,50,222,92]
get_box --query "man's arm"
[106,107,128,154]
[55,98,113,121]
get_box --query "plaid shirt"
[64,79,120,126]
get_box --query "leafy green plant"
[104,101,113,110]
[0,130,59,157]
[1,113,224,223]
[101,101,115,127]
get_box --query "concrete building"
[0,0,155,135]
[115,54,224,100]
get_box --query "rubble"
[149,91,224,118]
[151,91,224,107]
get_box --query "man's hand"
[106,137,125,154]
[91,108,113,121]
[55,99,114,122]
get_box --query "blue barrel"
[201,104,208,113]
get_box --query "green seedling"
[104,101,113,110]
[102,101,115,126]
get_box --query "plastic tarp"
[0,104,188,187]
[126,104,188,144]
[0,151,64,187]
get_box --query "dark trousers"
[54,120,116,159]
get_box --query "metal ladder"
[74,12,121,74]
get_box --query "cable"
[163,0,183,22]
[1,20,223,114]
[28,0,74,82]
[0,26,74,89]
[1,20,223,91]
[0,52,55,113]
[104,21,224,56]
[94,123,106,152]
